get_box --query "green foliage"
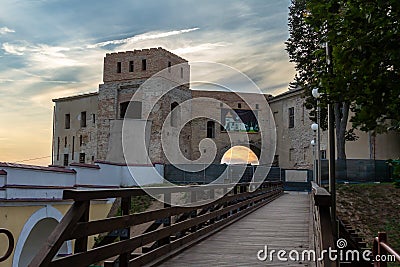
[286,0,400,133]
[116,195,153,216]
[387,159,400,188]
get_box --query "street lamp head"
[311,140,316,146]
[312,88,321,98]
[311,123,318,131]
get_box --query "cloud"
[0,26,15,35]
[87,28,200,49]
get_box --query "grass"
[336,183,400,253]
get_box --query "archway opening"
[221,145,259,165]
[18,218,69,267]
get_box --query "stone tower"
[96,48,192,164]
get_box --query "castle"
[51,47,400,170]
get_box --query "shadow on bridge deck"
[159,192,311,266]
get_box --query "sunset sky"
[0,0,295,166]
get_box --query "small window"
[80,111,87,127]
[288,107,294,128]
[92,114,96,124]
[63,154,69,166]
[57,137,60,161]
[180,67,183,78]
[79,135,83,146]
[168,61,171,72]
[142,59,147,71]
[64,136,67,148]
[238,103,242,109]
[255,104,259,109]
[170,102,179,127]
[65,114,70,129]
[72,136,75,160]
[321,150,327,159]
[207,121,215,138]
[117,62,122,73]
[79,153,85,164]
[91,155,95,162]
[129,60,134,72]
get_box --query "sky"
[0,0,295,166]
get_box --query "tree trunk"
[334,102,350,180]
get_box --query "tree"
[286,0,400,170]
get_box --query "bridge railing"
[372,232,400,267]
[311,182,336,267]
[29,181,283,267]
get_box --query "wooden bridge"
[11,181,396,267]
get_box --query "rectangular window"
[117,62,122,73]
[129,60,134,72]
[80,111,87,127]
[142,59,147,71]
[92,114,96,124]
[255,104,259,109]
[79,153,85,164]
[79,135,83,146]
[72,136,75,160]
[57,137,60,161]
[168,61,171,72]
[321,150,327,159]
[207,121,215,138]
[63,154,69,166]
[64,136,67,148]
[238,103,242,109]
[65,114,70,129]
[288,107,294,128]
[180,67,183,78]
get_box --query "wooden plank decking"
[159,192,312,266]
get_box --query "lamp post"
[312,88,322,186]
[311,139,316,182]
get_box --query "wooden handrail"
[0,228,14,262]
[29,181,283,267]
[373,232,400,267]
[311,182,336,267]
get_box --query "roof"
[0,162,76,174]
[268,88,304,103]
[0,170,6,175]
[52,92,98,102]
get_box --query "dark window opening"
[207,121,215,138]
[170,102,179,127]
[64,137,67,148]
[120,101,142,119]
[79,135,83,146]
[80,111,87,127]
[91,155,95,162]
[238,103,242,109]
[142,59,147,71]
[272,155,279,167]
[180,67,183,78]
[168,61,171,72]
[129,60,134,72]
[92,114,96,124]
[63,154,69,166]
[57,137,60,161]
[117,62,122,73]
[79,153,85,164]
[65,114,70,129]
[321,150,327,159]
[256,104,259,109]
[288,107,294,128]
[72,136,75,160]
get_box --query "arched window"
[221,145,259,165]
[120,101,142,119]
[170,102,180,127]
